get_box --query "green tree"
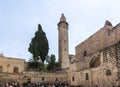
[28,24,49,70]
[27,58,43,71]
[46,54,56,71]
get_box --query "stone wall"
[75,21,120,60]
[70,41,120,86]
[0,73,25,85]
[69,55,78,72]
[70,66,117,87]
[0,71,68,85]
[0,54,25,73]
[23,71,68,83]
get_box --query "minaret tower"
[58,13,69,69]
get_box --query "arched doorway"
[90,57,100,68]
[0,66,2,72]
[14,67,19,73]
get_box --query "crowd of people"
[1,82,70,87]
[1,82,117,87]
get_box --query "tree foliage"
[27,58,43,71]
[46,54,59,71]
[28,24,49,70]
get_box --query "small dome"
[60,13,66,22]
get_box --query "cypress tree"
[28,24,49,70]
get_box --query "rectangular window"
[72,76,75,81]
[86,73,89,80]
[42,77,44,81]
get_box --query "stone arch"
[13,67,19,73]
[89,57,100,68]
[0,66,2,72]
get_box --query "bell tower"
[58,13,69,69]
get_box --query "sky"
[0,0,120,61]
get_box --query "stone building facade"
[57,14,120,86]
[0,14,120,87]
[69,20,120,86]
[0,54,68,84]
[0,54,25,73]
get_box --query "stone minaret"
[58,13,69,69]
